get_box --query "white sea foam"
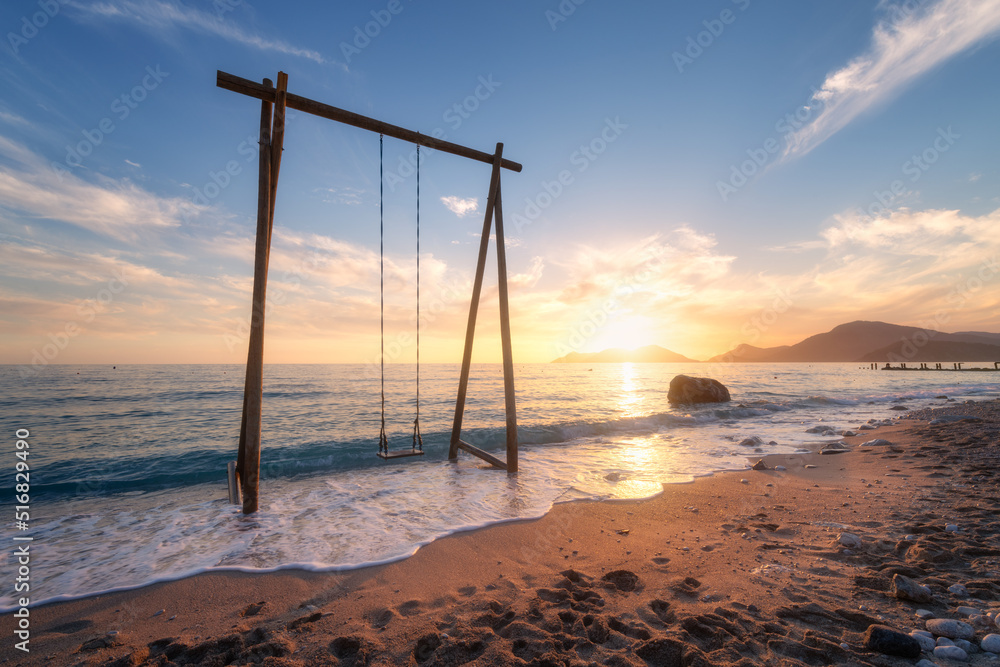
[2,362,997,609]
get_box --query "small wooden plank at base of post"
[456,440,508,470]
[227,460,242,505]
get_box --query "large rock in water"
[667,375,731,404]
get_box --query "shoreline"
[3,435,818,617]
[4,401,1000,665]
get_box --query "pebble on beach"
[933,644,969,661]
[926,618,975,640]
[837,532,862,549]
[863,624,922,659]
[909,631,936,652]
[982,634,1000,653]
[891,573,933,603]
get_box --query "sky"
[2,0,1000,368]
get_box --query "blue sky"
[2,0,1000,367]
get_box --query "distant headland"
[552,320,1000,364]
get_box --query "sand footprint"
[366,607,397,629]
[601,569,640,593]
[397,599,423,617]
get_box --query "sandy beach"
[5,400,1000,666]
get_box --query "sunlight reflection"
[617,362,645,418]
[617,435,657,470]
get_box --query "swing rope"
[378,134,389,456]
[412,144,423,452]
[377,136,423,458]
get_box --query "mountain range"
[551,321,1000,364]
[552,345,697,364]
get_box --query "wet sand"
[4,400,1000,666]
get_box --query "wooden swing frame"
[217,71,522,514]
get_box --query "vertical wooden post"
[493,182,518,473]
[236,74,288,513]
[237,80,272,501]
[449,144,505,461]
[240,86,272,514]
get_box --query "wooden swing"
[218,70,523,514]
[376,136,424,460]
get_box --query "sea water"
[1,362,998,609]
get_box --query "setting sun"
[587,315,659,352]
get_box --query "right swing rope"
[412,144,423,453]
[378,134,389,457]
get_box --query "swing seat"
[377,448,425,460]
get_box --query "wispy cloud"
[71,0,334,66]
[0,135,190,242]
[798,206,1000,326]
[782,0,1000,162]
[441,196,478,218]
[0,111,31,127]
[553,227,735,306]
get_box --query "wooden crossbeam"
[217,71,522,173]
